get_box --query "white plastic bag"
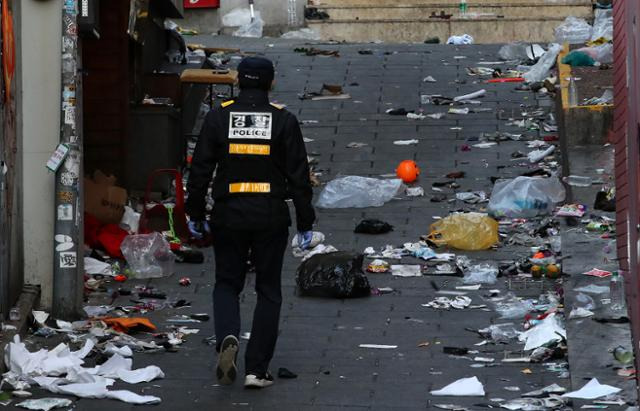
[578,43,613,64]
[591,9,613,42]
[488,176,566,218]
[498,42,529,61]
[316,176,403,208]
[554,16,592,44]
[446,34,474,45]
[495,293,535,319]
[120,233,175,279]
[523,43,562,83]
[463,263,498,284]
[222,7,264,38]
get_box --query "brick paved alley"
[9,39,627,411]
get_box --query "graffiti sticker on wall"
[57,204,73,221]
[59,251,77,268]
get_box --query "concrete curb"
[0,284,41,374]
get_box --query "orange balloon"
[396,160,420,183]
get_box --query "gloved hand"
[297,231,313,250]
[188,220,211,240]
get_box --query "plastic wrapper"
[488,176,566,218]
[354,219,393,234]
[498,42,529,61]
[427,213,499,251]
[591,9,613,42]
[463,263,498,284]
[494,293,535,319]
[523,43,563,83]
[296,252,370,298]
[281,28,321,40]
[554,17,592,44]
[577,43,613,64]
[120,233,175,279]
[221,8,264,38]
[316,176,403,208]
[446,34,474,45]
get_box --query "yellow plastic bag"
[427,213,499,251]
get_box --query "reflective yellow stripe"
[229,182,271,194]
[229,143,271,155]
[270,102,284,110]
[221,100,235,108]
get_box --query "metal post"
[52,0,83,319]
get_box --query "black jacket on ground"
[186,89,315,232]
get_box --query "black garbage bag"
[296,252,370,298]
[354,219,394,234]
[594,188,615,212]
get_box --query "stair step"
[312,3,592,21]
[307,17,575,43]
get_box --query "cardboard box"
[84,170,127,224]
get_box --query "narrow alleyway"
[10,39,632,410]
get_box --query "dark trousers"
[213,226,289,375]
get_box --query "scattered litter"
[463,264,498,285]
[488,177,566,218]
[472,142,496,148]
[359,344,397,349]
[574,284,609,294]
[518,313,566,351]
[346,142,368,148]
[446,34,474,45]
[556,204,587,217]
[494,294,535,319]
[528,145,556,163]
[562,378,621,400]
[296,252,370,298]
[406,113,426,120]
[456,191,487,204]
[316,176,403,208]
[523,44,563,83]
[4,336,162,405]
[120,233,175,279]
[569,307,594,319]
[280,28,321,40]
[423,76,437,83]
[391,265,422,277]
[84,257,113,275]
[366,259,390,273]
[583,268,612,278]
[427,113,447,119]
[393,139,419,145]
[406,187,425,197]
[423,296,472,310]
[454,89,486,102]
[16,398,72,411]
[555,16,592,44]
[427,213,499,251]
[449,108,470,115]
[430,376,485,396]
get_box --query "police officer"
[186,56,315,389]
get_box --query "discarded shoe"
[245,372,274,389]
[216,335,239,385]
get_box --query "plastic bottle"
[569,77,579,106]
[565,175,592,187]
[459,0,467,16]
[610,271,625,313]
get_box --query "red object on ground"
[85,212,128,258]
[97,224,128,259]
[396,160,420,183]
[114,275,127,282]
[139,169,190,242]
[183,0,219,9]
[486,77,525,83]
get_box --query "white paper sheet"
[518,313,566,351]
[16,398,72,411]
[358,344,398,349]
[562,378,621,400]
[431,376,486,396]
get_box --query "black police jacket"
[186,89,316,232]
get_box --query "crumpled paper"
[518,313,566,351]
[3,336,162,405]
[431,376,485,396]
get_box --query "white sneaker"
[244,372,274,389]
[216,335,238,385]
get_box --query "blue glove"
[298,231,313,250]
[188,220,210,240]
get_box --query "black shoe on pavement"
[216,335,238,385]
[244,372,274,389]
